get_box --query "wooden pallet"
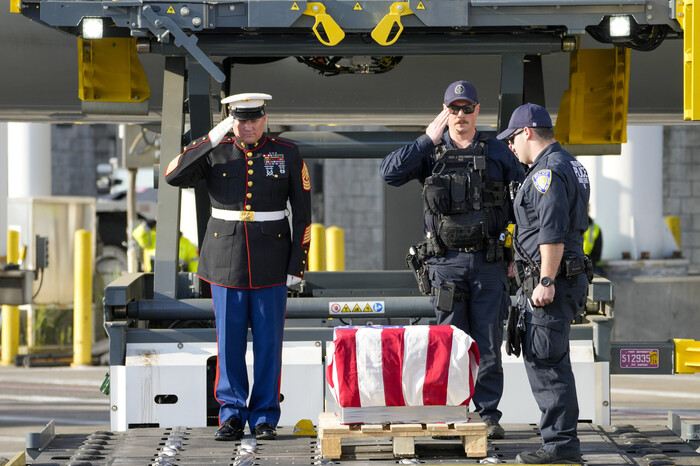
[317,411,487,459]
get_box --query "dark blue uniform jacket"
[164,133,312,288]
[513,142,590,262]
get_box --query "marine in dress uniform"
[497,103,590,464]
[379,81,524,439]
[164,93,312,441]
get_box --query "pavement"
[0,365,699,460]
[0,365,110,460]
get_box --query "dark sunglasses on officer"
[447,103,477,115]
[506,128,525,145]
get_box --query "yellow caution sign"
[166,5,175,13]
[417,1,426,9]
[291,2,300,10]
[353,2,362,10]
[329,301,386,315]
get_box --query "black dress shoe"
[253,423,277,440]
[215,417,244,441]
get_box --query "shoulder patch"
[532,169,552,194]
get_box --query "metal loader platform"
[24,416,700,465]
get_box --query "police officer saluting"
[165,93,312,441]
[497,103,591,464]
[380,81,524,439]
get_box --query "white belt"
[211,207,285,222]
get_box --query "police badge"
[532,169,552,194]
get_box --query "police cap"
[496,102,553,140]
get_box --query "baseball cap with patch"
[496,102,553,140]
[221,93,272,120]
[444,81,478,105]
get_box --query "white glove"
[286,274,302,287]
[208,115,234,147]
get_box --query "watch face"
[540,276,552,287]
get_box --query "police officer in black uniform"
[497,103,590,464]
[380,81,524,439]
[165,93,312,441]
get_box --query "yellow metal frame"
[371,2,414,46]
[674,338,700,374]
[681,0,700,119]
[302,3,345,46]
[78,37,150,103]
[554,45,629,145]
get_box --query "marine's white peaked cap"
[221,93,272,120]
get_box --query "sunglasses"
[506,128,525,144]
[447,103,477,115]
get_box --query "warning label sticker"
[329,301,385,314]
[619,348,659,369]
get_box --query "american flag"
[326,325,479,408]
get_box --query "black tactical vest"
[422,138,507,251]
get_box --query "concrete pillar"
[579,125,677,260]
[7,123,52,198]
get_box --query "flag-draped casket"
[326,325,479,423]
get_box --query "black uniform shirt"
[513,142,590,262]
[164,133,312,288]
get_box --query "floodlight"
[82,18,103,39]
[609,16,631,38]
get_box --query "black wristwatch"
[539,276,554,287]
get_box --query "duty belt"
[449,243,484,253]
[211,208,285,222]
[513,256,589,284]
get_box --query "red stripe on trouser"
[423,325,453,405]
[334,328,361,407]
[381,328,406,406]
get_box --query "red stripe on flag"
[423,325,453,405]
[467,340,480,405]
[381,327,406,406]
[333,328,361,407]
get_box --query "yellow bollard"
[308,223,326,271]
[1,229,21,366]
[325,226,345,271]
[72,229,93,366]
[665,216,681,249]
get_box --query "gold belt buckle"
[239,211,255,222]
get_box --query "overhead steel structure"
[12,0,685,298]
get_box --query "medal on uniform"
[264,153,286,176]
